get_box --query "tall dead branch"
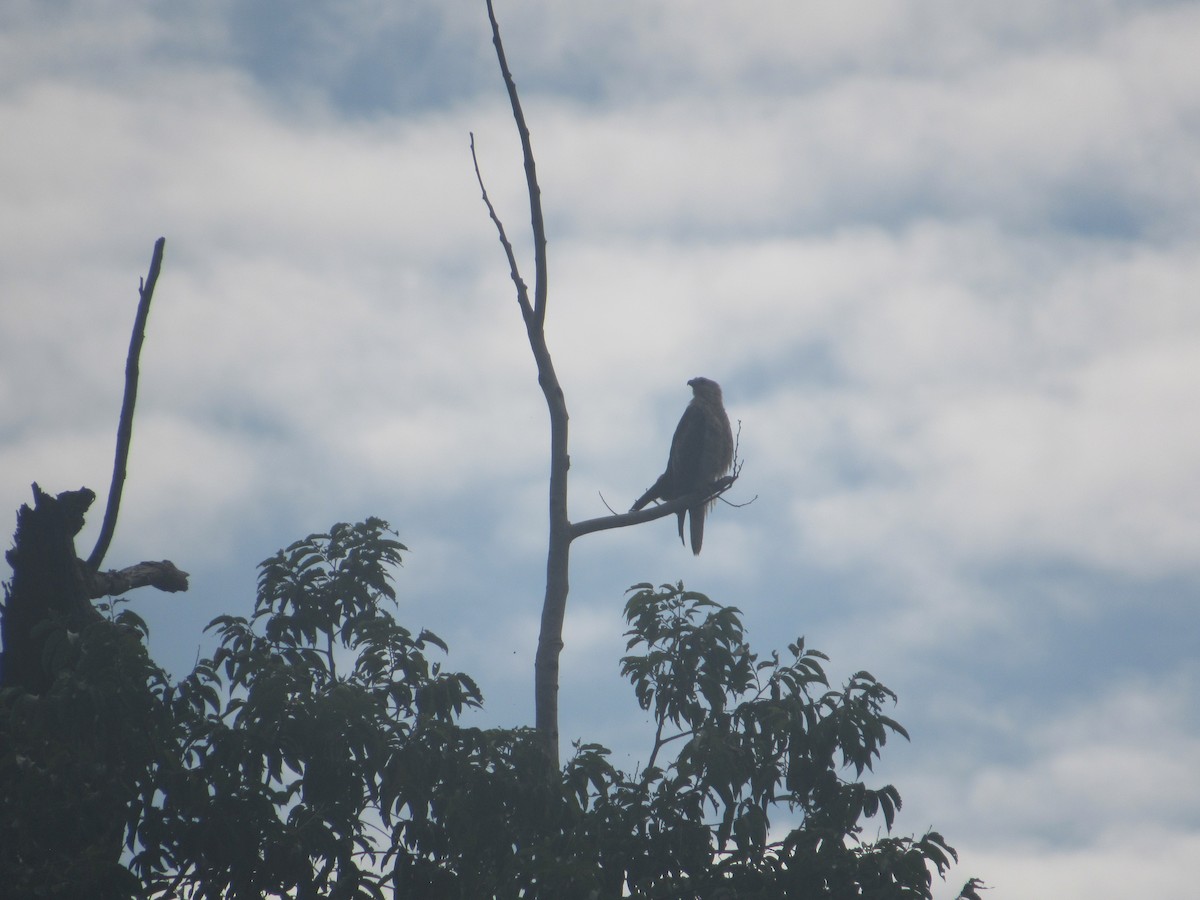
[477,0,569,765]
[88,236,166,571]
[1,238,187,691]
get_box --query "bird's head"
[687,376,723,401]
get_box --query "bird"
[631,376,734,554]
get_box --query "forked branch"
[485,0,547,327]
[479,0,570,766]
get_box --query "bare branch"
[87,237,166,571]
[718,491,758,510]
[86,560,190,599]
[485,0,548,326]
[716,425,755,508]
[570,476,738,541]
[470,133,534,324]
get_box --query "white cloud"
[910,674,1200,898]
[505,2,1200,240]
[959,829,1200,900]
[973,680,1200,836]
[3,4,1199,898]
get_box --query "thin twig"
[87,237,166,571]
[719,421,754,507]
[719,492,757,509]
[645,727,691,775]
[469,133,533,324]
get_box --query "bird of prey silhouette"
[631,377,734,554]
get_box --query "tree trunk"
[1,484,101,691]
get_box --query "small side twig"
[470,133,534,325]
[87,237,166,571]
[719,422,754,508]
[719,491,757,509]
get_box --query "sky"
[3,0,1199,896]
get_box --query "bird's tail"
[688,506,705,555]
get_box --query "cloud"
[907,672,1200,897]
[509,3,1200,239]
[973,677,1200,839]
[3,4,1199,897]
[961,829,1200,900]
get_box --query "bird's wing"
[667,402,709,493]
[698,401,734,485]
[631,472,671,511]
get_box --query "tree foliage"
[0,591,174,898]
[2,518,980,899]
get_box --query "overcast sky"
[3,1,1199,896]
